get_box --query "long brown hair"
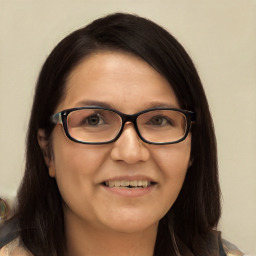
[1,13,220,256]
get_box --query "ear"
[37,129,56,177]
[188,158,193,168]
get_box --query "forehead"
[57,51,180,113]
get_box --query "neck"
[64,214,158,256]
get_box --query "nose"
[110,123,150,164]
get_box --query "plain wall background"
[0,0,255,254]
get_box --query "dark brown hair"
[1,13,220,256]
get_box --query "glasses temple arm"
[51,112,63,124]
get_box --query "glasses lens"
[137,110,187,143]
[67,109,122,143]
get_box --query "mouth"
[102,180,156,188]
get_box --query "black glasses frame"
[51,106,196,145]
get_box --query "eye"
[84,114,104,126]
[148,115,173,126]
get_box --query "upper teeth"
[105,180,151,188]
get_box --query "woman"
[0,13,244,256]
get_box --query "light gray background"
[0,0,255,254]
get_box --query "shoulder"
[0,238,32,256]
[222,239,247,256]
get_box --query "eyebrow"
[75,100,179,110]
[143,102,179,109]
[75,100,115,109]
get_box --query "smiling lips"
[104,180,152,188]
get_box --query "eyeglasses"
[51,106,196,145]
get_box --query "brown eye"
[148,115,173,126]
[85,114,103,126]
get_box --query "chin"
[108,221,158,234]
[100,210,161,234]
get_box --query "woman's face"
[46,51,191,234]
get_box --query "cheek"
[53,145,107,184]
[152,141,191,177]
[150,141,191,204]
[52,126,108,174]
[50,129,109,202]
